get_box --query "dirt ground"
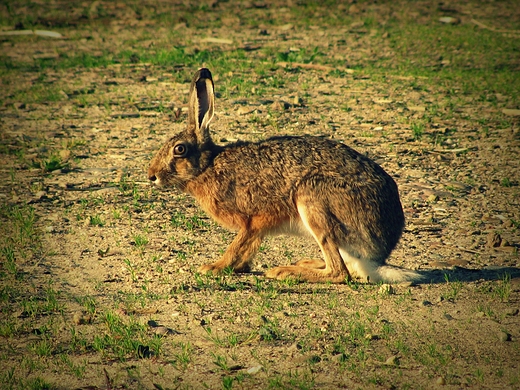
[0,1,519,389]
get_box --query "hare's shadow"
[247,266,520,290]
[416,266,520,284]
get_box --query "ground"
[0,1,519,389]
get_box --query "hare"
[148,68,421,284]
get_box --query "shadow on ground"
[419,266,520,284]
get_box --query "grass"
[0,1,519,388]
[170,210,210,231]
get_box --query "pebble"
[384,355,398,366]
[427,194,439,203]
[486,232,502,248]
[379,284,395,295]
[436,376,446,385]
[439,16,460,24]
[72,311,91,325]
[293,95,303,106]
[247,365,262,374]
[35,190,47,199]
[499,331,511,342]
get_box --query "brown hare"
[148,68,421,284]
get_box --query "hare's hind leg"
[198,228,263,274]
[265,202,350,283]
[294,258,326,269]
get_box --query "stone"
[379,284,395,295]
[384,355,398,365]
[499,331,511,342]
[486,232,502,248]
[436,376,446,385]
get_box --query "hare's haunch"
[148,68,421,284]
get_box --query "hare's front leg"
[197,228,263,274]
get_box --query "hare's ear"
[187,68,214,145]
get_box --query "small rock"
[436,376,446,385]
[486,232,502,248]
[247,365,262,374]
[502,108,520,116]
[379,284,395,295]
[384,355,398,366]
[59,149,71,161]
[427,194,439,203]
[439,16,460,24]
[35,190,47,199]
[270,100,291,111]
[293,95,303,106]
[499,331,511,342]
[72,311,91,325]
[422,300,433,306]
[500,239,511,247]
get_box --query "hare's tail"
[339,248,422,284]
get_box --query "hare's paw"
[295,258,326,269]
[197,263,224,275]
[197,262,249,274]
[266,265,348,283]
[264,266,304,281]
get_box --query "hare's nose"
[148,172,157,184]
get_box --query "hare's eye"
[173,143,187,157]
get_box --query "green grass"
[0,2,519,388]
[384,22,520,100]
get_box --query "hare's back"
[252,136,392,180]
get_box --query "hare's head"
[148,68,216,190]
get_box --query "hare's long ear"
[187,68,214,145]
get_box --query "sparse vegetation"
[0,0,518,389]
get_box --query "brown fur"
[148,68,421,284]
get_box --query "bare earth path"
[0,1,519,389]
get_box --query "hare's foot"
[197,263,223,275]
[197,262,250,275]
[294,258,326,269]
[265,265,347,284]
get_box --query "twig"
[457,246,482,255]
[104,368,113,390]
[470,19,520,34]
[277,61,354,73]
